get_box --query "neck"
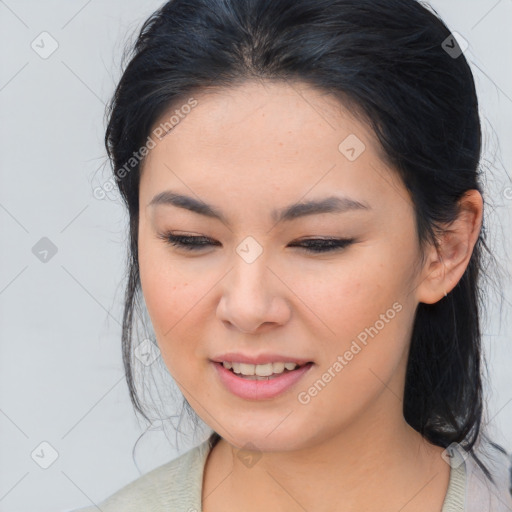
[202,395,450,512]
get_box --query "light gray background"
[0,1,511,511]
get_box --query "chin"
[217,420,314,453]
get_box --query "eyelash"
[158,233,355,253]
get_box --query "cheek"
[293,261,389,339]
[294,262,410,400]
[138,241,202,366]
[140,273,206,382]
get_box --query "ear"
[415,189,483,305]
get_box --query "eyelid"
[157,231,355,254]
[157,232,219,248]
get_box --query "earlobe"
[415,189,483,305]
[414,246,448,305]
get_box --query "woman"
[74,0,512,510]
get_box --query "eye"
[288,237,355,253]
[158,233,220,252]
[158,232,355,254]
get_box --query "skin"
[137,80,483,511]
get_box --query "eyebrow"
[148,190,371,224]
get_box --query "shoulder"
[464,441,512,511]
[68,438,212,512]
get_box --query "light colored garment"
[70,438,512,511]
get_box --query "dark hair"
[103,0,509,483]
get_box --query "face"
[138,80,426,452]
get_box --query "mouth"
[211,360,315,400]
[215,360,314,380]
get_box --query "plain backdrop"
[0,1,511,511]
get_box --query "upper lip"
[211,352,313,366]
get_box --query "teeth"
[272,362,285,373]
[255,363,273,377]
[222,361,300,376]
[240,363,256,375]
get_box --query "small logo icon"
[236,236,263,264]
[134,338,161,366]
[442,32,468,59]
[441,442,469,469]
[31,441,59,469]
[31,32,59,59]
[338,134,366,161]
[32,237,58,263]
[236,442,262,468]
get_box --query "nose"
[216,256,291,334]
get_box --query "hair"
[103,0,510,484]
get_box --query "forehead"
[140,80,408,217]
[149,80,378,155]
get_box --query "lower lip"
[212,361,314,400]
